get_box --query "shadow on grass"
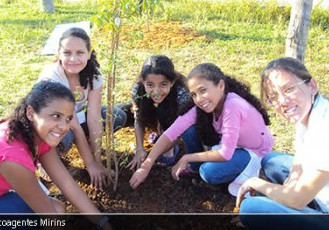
[200,30,281,42]
[0,5,95,26]
[55,6,95,16]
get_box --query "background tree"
[285,0,313,62]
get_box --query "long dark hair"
[188,63,270,146]
[133,55,192,130]
[58,27,100,90]
[260,57,313,104]
[6,81,75,163]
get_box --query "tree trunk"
[39,0,55,13]
[285,0,313,62]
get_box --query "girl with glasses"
[237,57,329,229]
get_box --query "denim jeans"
[0,191,35,213]
[197,148,251,184]
[240,152,329,229]
[261,152,324,212]
[261,151,294,184]
[180,125,204,171]
[240,196,329,230]
[59,105,127,154]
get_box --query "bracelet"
[96,216,109,230]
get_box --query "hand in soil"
[126,149,147,171]
[171,156,188,180]
[86,160,109,190]
[129,166,150,189]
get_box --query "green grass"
[0,0,98,116]
[1,0,329,154]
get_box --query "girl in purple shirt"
[130,63,274,194]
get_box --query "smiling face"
[58,36,91,77]
[188,76,225,115]
[27,98,74,147]
[143,74,174,104]
[264,69,317,125]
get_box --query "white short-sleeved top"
[38,62,103,113]
[295,94,329,212]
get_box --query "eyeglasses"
[266,79,308,106]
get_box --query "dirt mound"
[120,20,213,49]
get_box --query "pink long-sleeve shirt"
[164,92,274,160]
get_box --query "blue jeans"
[59,105,127,154]
[0,192,35,213]
[181,125,204,171]
[198,148,250,184]
[261,152,323,211]
[240,197,329,230]
[261,152,293,184]
[240,152,329,229]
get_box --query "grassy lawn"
[1,0,329,154]
[0,0,98,115]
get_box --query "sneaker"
[156,145,179,167]
[147,132,159,144]
[179,167,199,178]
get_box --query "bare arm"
[129,108,196,188]
[71,112,108,190]
[129,134,175,189]
[180,149,226,163]
[171,149,227,180]
[40,148,100,213]
[87,87,103,162]
[236,169,329,210]
[135,121,146,154]
[127,121,147,170]
[40,149,112,229]
[0,161,56,213]
[283,157,302,187]
[71,113,95,166]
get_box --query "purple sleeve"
[217,101,242,160]
[163,106,197,142]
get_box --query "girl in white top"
[237,57,329,229]
[39,27,127,190]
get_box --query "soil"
[41,128,241,230]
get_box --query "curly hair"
[188,63,270,146]
[6,81,75,163]
[133,55,193,131]
[58,27,100,90]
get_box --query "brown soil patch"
[121,20,212,48]
[94,20,213,49]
